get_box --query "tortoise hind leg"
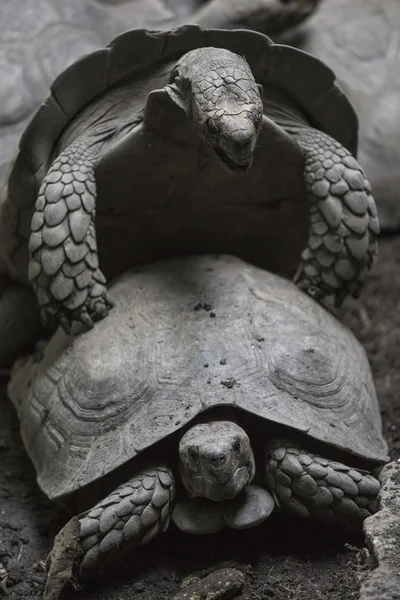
[29,142,113,334]
[265,439,380,529]
[0,278,42,371]
[293,128,380,307]
[44,466,175,599]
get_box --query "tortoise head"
[168,47,263,174]
[179,420,255,501]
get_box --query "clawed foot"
[28,142,115,336]
[41,272,114,334]
[293,265,354,308]
[294,129,378,308]
[43,467,174,600]
[266,439,381,529]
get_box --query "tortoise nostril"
[232,131,253,149]
[234,138,251,149]
[209,452,227,467]
[233,439,241,452]
[188,446,199,459]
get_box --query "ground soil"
[1,237,399,600]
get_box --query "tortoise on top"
[8,255,387,598]
[0,25,378,338]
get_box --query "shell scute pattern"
[9,23,357,254]
[8,257,388,501]
[107,28,169,86]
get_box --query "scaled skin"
[7,254,385,597]
[27,43,378,330]
[0,2,321,365]
[168,48,264,173]
[43,423,381,591]
[179,421,256,501]
[0,29,379,344]
[28,47,266,331]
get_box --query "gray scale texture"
[28,142,113,331]
[172,568,245,600]
[266,440,381,529]
[7,255,388,503]
[292,128,378,306]
[288,0,400,232]
[77,466,175,577]
[361,460,400,600]
[0,24,366,335]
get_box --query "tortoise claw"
[40,308,50,328]
[77,310,95,331]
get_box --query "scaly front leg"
[29,142,113,333]
[293,129,379,307]
[265,439,380,530]
[44,466,175,600]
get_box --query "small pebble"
[173,568,245,600]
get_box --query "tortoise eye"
[232,439,241,453]
[206,118,220,135]
[188,446,199,459]
[252,109,262,126]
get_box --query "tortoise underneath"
[0,26,378,352]
[8,255,388,597]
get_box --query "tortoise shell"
[8,255,388,502]
[7,26,358,282]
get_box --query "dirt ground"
[1,237,399,600]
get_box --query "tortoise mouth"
[213,146,252,174]
[187,463,254,502]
